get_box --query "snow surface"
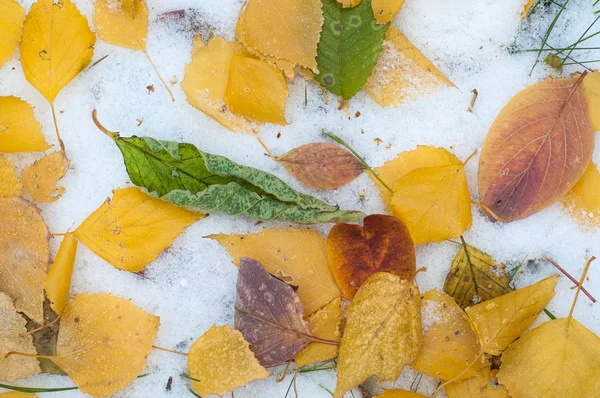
[2,0,600,397]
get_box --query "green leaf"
[112,135,365,224]
[315,0,389,100]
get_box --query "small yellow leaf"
[0,393,38,398]
[295,297,342,367]
[337,0,362,7]
[334,273,421,398]
[562,162,600,227]
[465,275,558,355]
[0,0,25,68]
[209,228,341,315]
[0,96,49,153]
[375,391,429,398]
[188,325,270,396]
[0,156,22,198]
[21,151,70,202]
[366,27,454,106]
[226,54,288,124]
[414,290,483,381]
[50,293,160,397]
[445,366,510,398]
[583,71,600,132]
[372,0,405,24]
[94,0,148,51]
[521,0,537,20]
[74,187,202,272]
[0,292,41,382]
[44,233,78,315]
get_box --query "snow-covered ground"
[2,0,600,396]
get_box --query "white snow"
[2,0,600,397]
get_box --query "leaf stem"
[143,50,175,102]
[276,360,293,382]
[25,315,61,336]
[568,256,596,319]
[460,236,479,297]
[152,345,188,356]
[545,256,597,303]
[92,109,119,138]
[254,134,278,160]
[471,201,508,222]
[50,102,65,152]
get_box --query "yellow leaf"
[44,233,78,315]
[372,0,405,24]
[74,187,202,272]
[241,0,323,71]
[465,275,558,355]
[0,292,41,382]
[0,0,25,68]
[50,293,159,397]
[0,96,49,153]
[445,366,510,398]
[334,272,421,398]
[562,162,600,227]
[375,391,429,398]
[521,0,537,20]
[414,290,483,381]
[337,0,362,7]
[0,393,37,398]
[295,297,342,367]
[0,156,22,198]
[583,71,600,132]
[21,151,70,202]
[188,325,270,396]
[209,228,341,315]
[20,0,95,103]
[226,54,288,124]
[0,197,49,323]
[94,0,147,51]
[366,27,454,106]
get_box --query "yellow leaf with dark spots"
[337,0,362,7]
[22,151,70,202]
[372,0,405,24]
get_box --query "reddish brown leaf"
[478,74,595,221]
[278,142,364,190]
[327,214,416,298]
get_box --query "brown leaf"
[478,74,595,221]
[278,142,364,190]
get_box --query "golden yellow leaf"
[0,156,22,198]
[295,297,342,367]
[74,187,202,272]
[0,393,38,397]
[376,391,428,398]
[583,71,600,132]
[0,0,25,68]
[44,233,78,315]
[366,27,454,106]
[372,0,405,24]
[414,290,483,381]
[94,0,147,51]
[0,292,41,382]
[188,325,270,396]
[0,197,49,323]
[50,293,159,397]
[209,228,341,315]
[445,366,510,398]
[21,151,69,203]
[465,275,558,355]
[337,0,362,7]
[0,97,49,153]
[521,0,537,20]
[562,162,600,227]
[241,0,323,71]
[334,272,421,398]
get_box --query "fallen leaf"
[0,0,25,68]
[235,258,323,367]
[44,233,78,315]
[521,0,537,20]
[375,391,429,398]
[316,0,388,99]
[28,301,61,375]
[21,151,70,202]
[338,0,362,7]
[414,290,483,381]
[278,142,364,190]
[562,162,600,226]
[0,393,38,398]
[372,0,405,24]
[295,297,343,367]
[582,71,600,132]
[188,325,270,396]
[544,53,563,73]
[445,366,510,398]
[0,156,22,198]
[50,293,159,397]
[0,292,41,382]
[73,187,202,272]
[209,228,341,315]
[443,243,511,308]
[334,272,421,398]
[366,27,454,106]
[94,0,147,51]
[0,96,49,153]
[478,75,594,222]
[0,197,49,323]
[241,0,323,71]
[327,214,416,297]
[465,275,558,355]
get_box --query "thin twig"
[569,256,596,318]
[143,50,175,102]
[90,54,109,69]
[545,256,597,303]
[467,89,478,112]
[152,345,188,356]
[25,315,61,336]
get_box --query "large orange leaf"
[478,75,595,222]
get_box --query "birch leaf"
[334,273,421,398]
[210,228,340,315]
[521,0,537,20]
[94,0,147,51]
[74,187,202,272]
[445,366,510,398]
[0,197,49,323]
[0,0,25,68]
[372,0,405,24]
[0,156,22,198]
[561,162,600,227]
[582,70,600,132]
[0,293,41,382]
[0,97,48,153]
[21,152,69,202]
[295,297,342,367]
[376,391,428,398]
[465,275,558,355]
[49,294,159,397]
[44,233,78,315]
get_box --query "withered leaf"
[21,151,69,202]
